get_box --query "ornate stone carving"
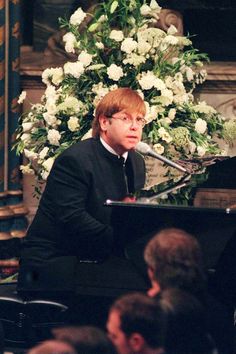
[217,98,236,119]
[157,9,183,35]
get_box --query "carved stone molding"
[157,9,183,35]
[217,98,236,119]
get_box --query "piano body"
[75,156,236,301]
[108,156,236,272]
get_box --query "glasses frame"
[106,114,146,128]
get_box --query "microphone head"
[136,141,151,155]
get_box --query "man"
[144,227,234,354]
[144,228,206,299]
[107,293,165,354]
[17,88,147,301]
[53,325,117,354]
[28,340,76,354]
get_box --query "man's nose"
[130,119,139,129]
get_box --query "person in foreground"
[53,325,117,354]
[107,292,166,354]
[17,87,146,300]
[144,227,234,354]
[27,339,76,354]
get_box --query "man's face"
[107,310,132,354]
[99,109,145,155]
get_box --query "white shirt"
[100,137,128,162]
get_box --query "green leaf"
[110,1,119,14]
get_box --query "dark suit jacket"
[18,138,146,293]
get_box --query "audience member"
[158,288,217,354]
[144,227,234,354]
[27,339,76,354]
[144,227,206,299]
[106,292,165,354]
[53,325,117,354]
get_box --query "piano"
[75,156,236,303]
[107,156,236,273]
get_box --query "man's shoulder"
[60,138,97,157]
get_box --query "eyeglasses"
[107,114,146,128]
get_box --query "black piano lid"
[106,156,236,214]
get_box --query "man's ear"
[99,115,110,132]
[147,266,155,282]
[129,333,145,352]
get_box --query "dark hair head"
[110,292,166,349]
[92,87,146,138]
[144,228,206,299]
[53,326,117,354]
[158,288,215,354]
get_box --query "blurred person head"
[92,87,146,155]
[107,292,165,354]
[158,288,216,354]
[144,228,206,299]
[53,325,117,354]
[27,339,76,354]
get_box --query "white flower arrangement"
[15,0,233,188]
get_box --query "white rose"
[197,146,206,157]
[68,116,80,132]
[185,67,194,81]
[140,4,151,16]
[160,35,178,51]
[39,147,49,160]
[45,100,57,115]
[21,133,31,142]
[78,51,93,67]
[42,157,55,172]
[56,96,82,114]
[137,40,151,55]
[138,71,157,90]
[20,164,35,175]
[158,127,172,143]
[63,32,76,53]
[160,88,173,106]
[123,53,146,67]
[168,108,176,120]
[195,118,207,134]
[95,42,104,50]
[64,61,84,79]
[189,141,196,154]
[121,38,137,54]
[81,128,92,140]
[97,15,107,23]
[43,112,57,126]
[107,64,124,81]
[45,85,57,100]
[154,78,166,91]
[153,143,164,155]
[193,101,216,114]
[109,30,124,42]
[70,8,86,26]
[18,91,26,104]
[42,68,51,85]
[144,103,160,123]
[24,149,38,161]
[22,122,34,132]
[51,68,64,85]
[41,170,49,181]
[167,25,178,35]
[150,0,162,11]
[47,129,61,146]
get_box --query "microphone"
[136,141,188,174]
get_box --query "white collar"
[100,137,128,162]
